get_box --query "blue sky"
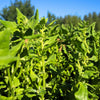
[0,0,100,19]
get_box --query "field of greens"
[0,8,100,100]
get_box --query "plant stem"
[42,56,45,89]
[41,29,45,100]
[7,68,14,98]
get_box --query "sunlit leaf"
[75,82,88,100]
[12,76,20,88]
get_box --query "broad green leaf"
[12,76,20,88]
[16,8,28,24]
[10,41,23,56]
[30,70,38,81]
[28,17,36,29]
[44,35,58,46]
[89,56,98,62]
[0,20,17,33]
[0,49,9,57]
[82,70,96,79]
[0,30,9,50]
[0,29,18,65]
[75,82,88,100]
[46,54,56,65]
[28,9,39,29]
[0,95,13,100]
[0,29,21,65]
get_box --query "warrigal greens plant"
[0,8,100,100]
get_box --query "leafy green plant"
[0,8,100,100]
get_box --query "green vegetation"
[0,0,100,32]
[0,8,100,100]
[0,0,35,21]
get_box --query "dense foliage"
[0,0,35,21]
[0,0,100,32]
[0,8,100,100]
[84,12,100,31]
[48,12,100,32]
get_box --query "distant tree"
[88,13,92,24]
[84,15,88,21]
[92,12,97,22]
[92,12,99,31]
[56,15,81,27]
[83,12,100,31]
[47,12,56,24]
[98,13,100,19]
[0,0,35,21]
[71,16,81,26]
[56,16,64,24]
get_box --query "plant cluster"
[0,8,100,100]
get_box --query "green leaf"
[46,54,56,65]
[26,93,36,98]
[81,43,86,51]
[34,9,39,21]
[49,65,57,72]
[30,70,38,81]
[16,8,28,24]
[38,88,46,97]
[0,95,7,100]
[40,17,48,25]
[26,87,37,93]
[10,41,23,56]
[48,20,56,26]
[24,34,42,39]
[15,88,24,95]
[12,76,20,88]
[25,87,37,98]
[28,9,39,29]
[0,82,6,89]
[15,88,24,99]
[82,70,96,79]
[89,56,98,62]
[61,24,68,32]
[75,82,88,100]
[0,20,17,33]
[44,35,58,46]
[0,95,13,100]
[0,56,17,66]
[0,29,18,65]
[0,30,9,52]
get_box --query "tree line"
[0,0,100,31]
